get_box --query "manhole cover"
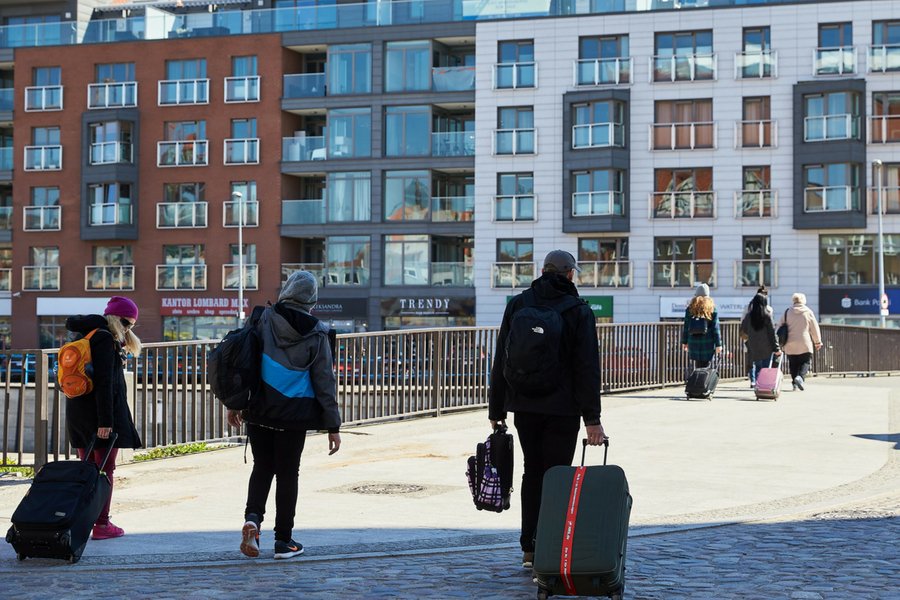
[351,483,425,495]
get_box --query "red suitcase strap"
[560,466,586,596]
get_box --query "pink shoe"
[92,522,125,540]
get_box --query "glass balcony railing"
[85,265,134,291]
[0,147,12,171]
[0,268,10,292]
[574,57,632,86]
[0,206,12,230]
[283,136,327,161]
[157,140,208,167]
[652,53,716,82]
[90,141,133,165]
[157,202,208,228]
[494,194,535,222]
[225,76,261,102]
[223,264,259,291]
[736,259,775,288]
[735,190,776,218]
[868,187,900,214]
[868,45,900,73]
[23,206,61,231]
[572,191,624,216]
[431,132,475,157]
[651,122,716,150]
[0,21,75,48]
[868,115,900,144]
[156,265,207,291]
[284,73,326,98]
[734,50,777,79]
[651,260,716,289]
[814,47,856,76]
[494,129,535,155]
[158,79,209,105]
[431,196,474,222]
[492,262,535,288]
[281,263,326,287]
[23,266,60,291]
[430,262,473,286]
[223,199,260,227]
[736,119,777,148]
[88,81,137,109]
[576,261,632,288]
[651,191,716,218]
[432,66,475,91]
[804,186,855,212]
[90,202,132,226]
[224,138,260,165]
[0,88,13,111]
[24,146,62,171]
[494,62,536,89]
[572,122,625,148]
[804,114,858,141]
[282,199,326,225]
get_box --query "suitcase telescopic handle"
[82,433,119,472]
[581,437,609,466]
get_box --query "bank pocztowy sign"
[820,288,900,315]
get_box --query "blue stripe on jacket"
[261,352,314,398]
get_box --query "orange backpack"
[57,329,98,398]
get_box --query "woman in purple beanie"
[64,296,143,540]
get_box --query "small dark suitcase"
[466,425,514,512]
[533,440,631,600]
[5,435,116,563]
[685,365,719,400]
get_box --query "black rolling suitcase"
[533,440,632,600]
[685,360,719,400]
[5,435,116,564]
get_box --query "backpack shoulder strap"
[84,328,99,341]
[248,305,265,327]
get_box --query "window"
[0,246,10,293]
[577,238,630,288]
[653,30,714,82]
[740,97,774,148]
[875,163,900,214]
[86,245,134,291]
[89,121,133,164]
[653,168,715,218]
[804,92,860,141]
[870,21,900,73]
[871,92,900,143]
[495,40,535,89]
[493,239,534,288]
[738,166,774,218]
[25,66,62,111]
[24,187,60,231]
[385,41,430,92]
[495,107,535,155]
[816,23,854,75]
[385,170,430,221]
[495,173,534,222]
[572,169,624,216]
[90,63,136,108]
[328,44,371,95]
[25,126,61,171]
[158,244,206,290]
[738,27,774,79]
[804,163,860,212]
[384,234,429,286]
[226,56,259,102]
[159,59,208,105]
[652,99,714,150]
[224,243,258,291]
[385,106,430,157]
[24,246,59,291]
[573,101,625,148]
[653,237,714,288]
[739,236,774,287]
[0,187,10,230]
[158,120,207,167]
[576,35,630,86]
[327,171,370,222]
[326,236,370,286]
[159,182,207,228]
[88,183,133,226]
[225,118,259,164]
[820,234,900,286]
[327,108,371,158]
[225,181,259,227]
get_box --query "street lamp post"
[232,191,245,325]
[873,160,887,328]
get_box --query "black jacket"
[64,314,142,450]
[740,312,780,363]
[489,273,602,424]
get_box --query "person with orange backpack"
[64,296,143,540]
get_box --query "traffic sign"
[882,293,890,310]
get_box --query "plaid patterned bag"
[466,429,514,512]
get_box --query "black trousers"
[245,423,307,543]
[513,412,581,553]
[787,353,813,381]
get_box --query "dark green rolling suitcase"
[533,440,631,600]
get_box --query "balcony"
[0,147,12,171]
[323,266,368,286]
[492,262,535,288]
[224,138,260,165]
[282,263,325,286]
[24,145,62,171]
[223,264,259,291]
[493,62,536,89]
[572,191,624,216]
[88,82,137,109]
[651,260,716,288]
[868,45,900,73]
[22,266,60,291]
[90,141,133,165]
[736,259,776,288]
[494,129,535,155]
[651,122,715,150]
[0,206,12,230]
[576,261,632,288]
[90,202,132,226]
[431,132,475,157]
[494,194,535,222]
[432,66,475,92]
[868,115,900,144]
[0,88,13,110]
[282,199,325,225]
[735,120,777,148]
[85,265,134,291]
[23,205,61,231]
[814,47,856,76]
[651,191,716,219]
[157,202,208,228]
[574,57,632,86]
[651,54,716,82]
[223,199,260,227]
[868,186,900,214]
[804,114,859,142]
[734,50,778,79]
[282,136,327,161]
[430,262,473,286]
[0,268,10,292]
[735,190,776,218]
[157,140,208,167]
[158,79,209,105]
[804,186,853,212]
[431,196,474,222]
[572,122,625,149]
[24,85,62,111]
[156,264,207,291]
[225,76,261,102]
[283,73,325,99]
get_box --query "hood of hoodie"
[531,272,579,301]
[270,302,322,348]
[66,314,110,336]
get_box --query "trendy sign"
[819,288,900,315]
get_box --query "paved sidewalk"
[1,376,897,598]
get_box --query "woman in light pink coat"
[777,293,823,391]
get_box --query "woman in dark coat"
[65,296,143,540]
[740,293,781,386]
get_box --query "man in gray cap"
[489,250,606,569]
[227,270,341,560]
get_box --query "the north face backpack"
[57,329,99,398]
[209,306,265,410]
[502,291,583,396]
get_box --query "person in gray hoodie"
[227,270,341,560]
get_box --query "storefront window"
[163,316,237,342]
[820,234,900,286]
[38,316,69,349]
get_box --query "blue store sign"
[819,288,900,315]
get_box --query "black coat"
[64,314,142,450]
[488,273,602,424]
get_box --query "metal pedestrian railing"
[2,323,899,471]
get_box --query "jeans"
[77,447,118,526]
[513,412,581,553]
[245,424,307,543]
[787,353,813,382]
[749,358,773,384]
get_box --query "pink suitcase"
[755,354,783,400]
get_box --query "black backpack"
[502,291,583,396]
[209,306,265,410]
[688,315,709,336]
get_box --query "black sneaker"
[274,539,304,559]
